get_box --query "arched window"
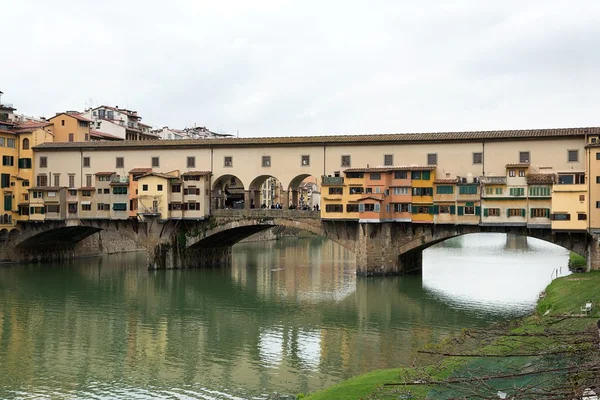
[22,138,30,150]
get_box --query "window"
[459,185,478,195]
[68,204,77,214]
[142,184,148,191]
[597,152,600,160]
[22,138,29,149]
[85,133,89,141]
[509,170,516,177]
[157,184,163,191]
[103,188,109,194]
[68,133,74,142]
[384,154,393,166]
[82,157,90,168]
[2,155,13,166]
[375,187,381,194]
[0,174,10,188]
[393,187,409,195]
[46,205,59,214]
[187,156,196,168]
[346,204,359,213]
[427,153,437,165]
[530,208,549,218]
[393,203,411,212]
[325,204,343,213]
[473,152,482,164]
[349,187,364,194]
[186,202,200,211]
[172,184,181,193]
[509,187,525,196]
[53,174,60,187]
[519,151,530,163]
[346,172,363,178]
[183,188,200,195]
[412,187,433,196]
[81,204,92,211]
[98,110,105,118]
[508,208,525,217]
[69,190,77,196]
[7,138,15,148]
[394,171,407,179]
[329,187,343,195]
[416,206,430,214]
[37,174,48,187]
[568,150,579,162]
[116,157,124,168]
[223,156,232,167]
[439,205,451,214]
[106,110,113,119]
[579,194,585,202]
[169,203,183,211]
[557,173,585,184]
[113,203,127,211]
[61,119,65,126]
[436,185,454,194]
[78,121,87,128]
[81,190,92,197]
[86,175,92,187]
[370,173,381,180]
[18,158,32,169]
[32,191,43,199]
[152,157,160,167]
[496,187,503,195]
[552,213,570,221]
[301,155,310,166]
[464,206,475,215]
[485,187,494,195]
[39,156,47,168]
[68,175,75,188]
[341,155,351,167]
[529,186,551,196]
[183,175,201,181]
[596,201,600,209]
[260,156,271,167]
[578,213,587,220]
[22,180,29,187]
[113,186,128,195]
[518,170,525,177]
[485,208,500,217]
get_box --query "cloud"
[2,0,600,137]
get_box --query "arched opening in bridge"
[249,175,284,209]
[287,174,320,210]
[212,174,246,210]
[419,233,576,316]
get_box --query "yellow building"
[48,112,91,142]
[587,139,600,231]
[552,171,587,231]
[410,167,435,223]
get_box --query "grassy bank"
[304,272,600,399]
[569,252,587,271]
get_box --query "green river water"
[0,233,570,399]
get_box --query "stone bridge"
[1,210,598,275]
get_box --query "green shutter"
[475,206,481,216]
[433,205,439,214]
[450,205,456,215]
[41,207,45,214]
[530,208,534,218]
[358,203,364,212]
[457,206,464,216]
[422,171,430,180]
[483,208,488,217]
[412,205,418,214]
[374,203,380,212]
[428,206,434,214]
[466,201,474,207]
[545,208,550,218]
[521,209,526,217]
[30,207,34,214]
[4,196,12,211]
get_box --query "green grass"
[568,252,587,271]
[304,272,600,400]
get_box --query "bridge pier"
[355,223,402,276]
[148,241,232,270]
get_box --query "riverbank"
[304,271,600,399]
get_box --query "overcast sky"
[2,0,600,137]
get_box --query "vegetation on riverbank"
[303,272,600,399]
[568,251,587,272]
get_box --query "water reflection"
[0,234,572,399]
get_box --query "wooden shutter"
[457,206,464,216]
[483,208,488,217]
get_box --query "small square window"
[83,157,90,168]
[116,157,124,168]
[39,156,47,168]
[224,156,232,167]
[384,154,393,166]
[301,155,310,166]
[578,213,587,220]
[473,152,482,164]
[341,155,351,167]
[152,157,160,167]
[186,156,195,168]
[519,151,530,163]
[427,153,437,165]
[142,184,148,191]
[157,184,163,191]
[262,156,271,167]
[509,170,516,177]
[519,170,525,177]
[579,194,585,202]
[596,152,600,160]
[568,150,578,162]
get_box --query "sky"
[2,0,600,137]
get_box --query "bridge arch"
[287,174,319,210]
[212,174,246,209]
[248,175,284,209]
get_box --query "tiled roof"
[15,121,52,133]
[344,165,436,173]
[434,178,459,183]
[138,172,180,180]
[77,187,95,191]
[0,129,14,135]
[49,113,92,123]
[358,195,385,202]
[526,174,555,184]
[90,130,124,141]
[129,167,152,174]
[506,163,530,168]
[181,171,211,176]
[95,171,115,176]
[32,127,598,151]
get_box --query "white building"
[81,105,159,141]
[151,126,189,140]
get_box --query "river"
[0,233,570,399]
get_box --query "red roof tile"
[506,163,530,168]
[129,167,152,174]
[181,171,211,176]
[90,130,124,141]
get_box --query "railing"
[480,176,506,185]
[213,209,320,219]
[321,176,344,185]
[139,207,161,214]
[111,177,129,184]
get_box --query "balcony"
[138,207,161,216]
[111,177,129,185]
[481,176,506,185]
[321,176,344,186]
